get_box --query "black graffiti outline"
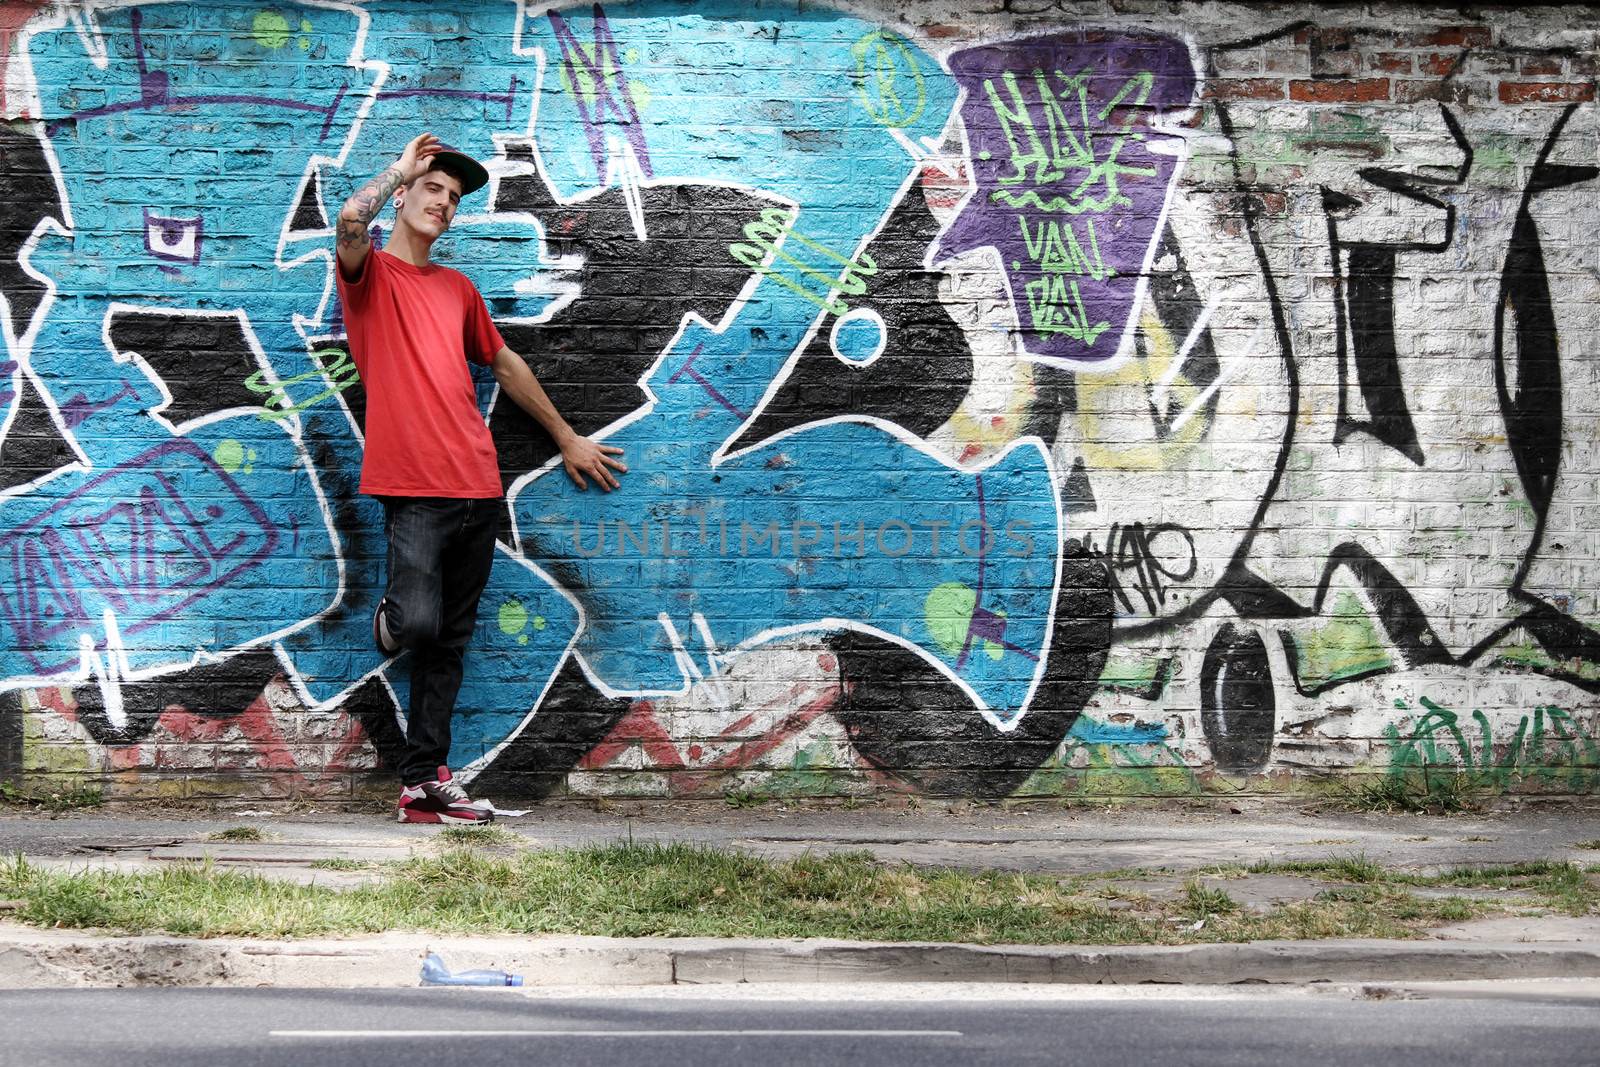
[1327,103,1472,465]
[1107,24,1600,709]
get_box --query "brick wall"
[0,0,1596,803]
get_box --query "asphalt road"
[2,985,1597,1067]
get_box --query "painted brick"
[0,0,1595,807]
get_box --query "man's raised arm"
[335,132,441,279]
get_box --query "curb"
[3,927,1599,988]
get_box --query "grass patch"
[1326,769,1483,814]
[0,842,1544,944]
[0,780,105,812]
[1400,860,1599,917]
[1573,840,1600,850]
[1180,880,1238,918]
[722,788,765,809]
[435,825,521,849]
[1249,852,1386,883]
[308,859,371,872]
[207,827,269,843]
[1248,857,1600,917]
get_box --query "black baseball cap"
[427,148,489,196]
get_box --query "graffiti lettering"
[245,348,360,423]
[728,207,880,316]
[939,32,1197,362]
[1087,522,1198,616]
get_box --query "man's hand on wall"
[559,435,628,492]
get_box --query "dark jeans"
[378,495,499,786]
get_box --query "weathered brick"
[1312,50,1363,77]
[1418,52,1461,76]
[1519,55,1566,76]
[1498,80,1597,103]
[1393,79,1472,105]
[1205,78,1287,101]
[1289,78,1391,102]
[1396,26,1494,48]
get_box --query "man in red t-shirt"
[335,132,626,824]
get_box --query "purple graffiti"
[61,380,141,428]
[0,439,279,674]
[548,4,653,180]
[939,32,1197,363]
[378,74,524,123]
[665,344,746,420]
[45,6,350,141]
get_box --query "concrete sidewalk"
[1,799,1597,988]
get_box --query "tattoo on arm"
[335,216,371,251]
[337,165,406,249]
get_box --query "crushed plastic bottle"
[419,951,523,987]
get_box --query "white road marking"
[270,1029,963,1039]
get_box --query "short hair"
[417,157,468,191]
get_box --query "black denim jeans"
[378,496,499,786]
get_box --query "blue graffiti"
[1,2,366,684]
[509,2,1065,731]
[0,1,1073,779]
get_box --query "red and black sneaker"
[397,766,494,824]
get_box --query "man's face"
[396,168,463,238]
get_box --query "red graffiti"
[580,682,839,794]
[0,2,45,118]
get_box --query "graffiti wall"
[0,0,1595,801]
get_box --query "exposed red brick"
[1372,53,1414,74]
[921,23,962,39]
[1419,52,1460,76]
[1204,78,1287,101]
[1499,81,1596,104]
[1400,26,1492,48]
[1289,78,1391,103]
[1519,56,1565,76]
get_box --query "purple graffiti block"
[0,439,280,674]
[939,32,1197,363]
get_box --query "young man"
[336,132,626,824]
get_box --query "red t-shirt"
[337,249,506,498]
